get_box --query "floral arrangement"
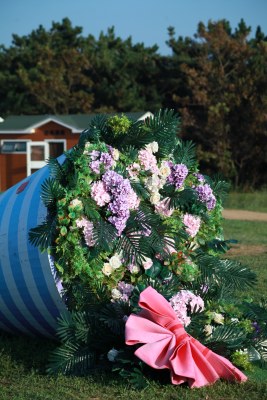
[29,110,267,388]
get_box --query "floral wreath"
[29,110,267,388]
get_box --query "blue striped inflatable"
[0,156,67,337]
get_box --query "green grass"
[0,332,266,400]
[222,220,267,301]
[224,191,267,213]
[0,219,267,399]
[223,219,267,246]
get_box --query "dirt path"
[222,209,267,222]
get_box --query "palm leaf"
[47,157,66,182]
[196,254,257,292]
[47,341,95,375]
[116,231,149,265]
[173,140,197,168]
[205,324,247,350]
[92,218,117,252]
[28,217,57,250]
[40,178,64,209]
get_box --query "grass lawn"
[223,191,267,213]
[0,218,267,399]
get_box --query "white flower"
[131,265,140,274]
[212,312,224,325]
[69,198,83,208]
[102,263,113,276]
[150,191,161,205]
[145,174,161,191]
[112,148,120,161]
[142,257,153,270]
[107,348,119,362]
[159,162,171,179]
[203,324,213,337]
[83,142,91,155]
[231,318,239,323]
[109,254,122,269]
[111,288,122,300]
[145,141,158,153]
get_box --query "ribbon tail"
[170,338,247,388]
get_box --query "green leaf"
[173,140,197,168]
[40,178,64,208]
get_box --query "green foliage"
[27,109,267,384]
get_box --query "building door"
[26,141,49,176]
[45,139,66,159]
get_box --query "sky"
[1,0,267,55]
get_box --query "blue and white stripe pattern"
[0,159,68,337]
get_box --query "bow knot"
[125,286,247,388]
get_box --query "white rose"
[107,348,119,362]
[159,162,171,179]
[102,263,113,276]
[145,141,158,153]
[150,191,161,205]
[112,148,120,161]
[111,288,122,300]
[203,324,213,337]
[145,174,160,191]
[109,254,122,269]
[212,312,224,325]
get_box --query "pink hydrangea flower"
[155,198,174,217]
[138,149,158,173]
[76,217,96,247]
[183,213,201,237]
[169,290,204,326]
[91,181,111,206]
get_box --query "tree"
[167,20,267,188]
[84,27,162,112]
[0,18,94,115]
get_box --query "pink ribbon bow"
[125,286,247,388]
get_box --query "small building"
[0,112,152,191]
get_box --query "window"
[1,141,28,153]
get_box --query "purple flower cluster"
[117,281,134,301]
[169,290,204,327]
[193,173,205,183]
[89,150,115,174]
[195,183,216,210]
[167,162,188,189]
[101,170,139,235]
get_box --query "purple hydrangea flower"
[168,163,188,189]
[195,183,216,210]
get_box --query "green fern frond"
[164,186,198,211]
[40,178,64,209]
[173,140,197,168]
[92,218,117,252]
[47,157,66,182]
[205,324,247,351]
[196,254,257,292]
[99,302,131,335]
[47,341,95,375]
[28,217,57,250]
[143,109,180,158]
[116,231,149,265]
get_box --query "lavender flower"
[195,183,216,210]
[102,170,139,235]
[168,163,188,189]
